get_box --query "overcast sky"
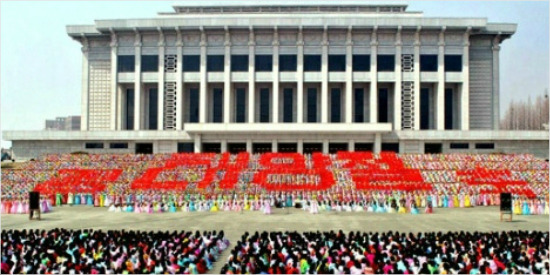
[1,1,548,148]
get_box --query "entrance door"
[424,143,443,154]
[135,143,153,154]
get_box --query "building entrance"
[135,143,153,154]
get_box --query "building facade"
[4,4,549,159]
[45,116,81,131]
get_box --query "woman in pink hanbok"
[134,202,141,213]
[310,200,319,214]
[263,199,271,215]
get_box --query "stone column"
[175,28,184,130]
[272,139,277,152]
[81,36,90,131]
[345,26,353,123]
[492,34,501,130]
[297,139,304,154]
[461,27,471,130]
[413,27,421,130]
[374,133,382,154]
[157,28,165,130]
[221,140,228,153]
[248,27,256,123]
[436,27,446,130]
[194,134,201,153]
[349,139,355,152]
[272,27,280,123]
[370,27,379,123]
[394,26,403,130]
[109,32,118,130]
[322,139,329,154]
[134,30,142,130]
[224,27,231,123]
[297,27,304,123]
[199,28,207,123]
[246,139,252,153]
[321,26,329,123]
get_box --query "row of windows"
[117,54,463,73]
[450,143,495,149]
[85,142,129,149]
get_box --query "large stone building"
[4,4,549,159]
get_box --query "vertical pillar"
[246,139,252,153]
[374,133,381,154]
[221,140,228,153]
[461,27,471,130]
[109,32,118,130]
[321,26,329,123]
[436,27,446,130]
[175,28,183,130]
[81,36,90,131]
[394,27,402,130]
[248,27,256,123]
[345,26,353,123]
[297,139,304,154]
[272,139,277,152]
[297,27,304,123]
[413,27,421,130]
[272,27,280,123]
[194,134,201,153]
[322,139,329,154]
[224,27,231,123]
[349,139,355,152]
[492,34,501,130]
[370,27,378,123]
[199,27,207,123]
[134,30,142,130]
[157,28,165,130]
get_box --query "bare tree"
[500,90,549,130]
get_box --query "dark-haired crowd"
[222,230,549,274]
[1,229,229,274]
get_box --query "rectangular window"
[279,55,297,72]
[182,55,200,72]
[475,143,495,149]
[445,88,453,130]
[420,88,430,130]
[141,55,158,72]
[378,88,388,123]
[354,88,364,122]
[328,55,346,72]
[260,88,270,122]
[212,88,223,123]
[189,88,199,123]
[126,89,134,130]
[85,142,104,149]
[420,55,438,72]
[110,143,128,149]
[450,143,469,149]
[304,55,321,72]
[235,88,246,123]
[177,142,194,153]
[307,88,317,122]
[283,88,293,123]
[377,55,395,72]
[331,88,341,122]
[231,55,248,72]
[445,55,462,72]
[255,55,273,72]
[207,55,224,72]
[117,55,135,72]
[352,55,370,71]
[148,88,158,130]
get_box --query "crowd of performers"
[1,153,548,215]
[221,230,549,274]
[1,229,229,274]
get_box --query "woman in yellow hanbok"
[513,199,521,215]
[210,202,219,212]
[453,194,460,208]
[464,194,471,208]
[244,201,251,211]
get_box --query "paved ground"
[2,207,548,274]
